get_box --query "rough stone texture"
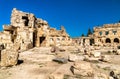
[71,61,94,77]
[50,46,65,53]
[94,73,108,79]
[68,54,85,61]
[20,47,56,62]
[73,23,120,49]
[49,72,64,79]
[0,49,19,67]
[53,58,68,64]
[0,8,72,51]
[109,70,120,79]
[109,76,114,79]
[0,8,72,67]
[101,55,110,62]
[92,51,101,58]
[48,62,73,79]
[116,49,120,55]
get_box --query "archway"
[106,38,111,43]
[114,38,119,43]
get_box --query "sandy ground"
[1,46,120,79]
[0,47,60,79]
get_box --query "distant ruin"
[73,23,120,48]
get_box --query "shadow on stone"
[17,60,24,65]
[52,58,68,64]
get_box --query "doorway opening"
[39,36,46,46]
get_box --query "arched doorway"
[114,38,119,43]
[106,38,111,43]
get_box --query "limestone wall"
[93,23,120,46]
[11,8,35,28]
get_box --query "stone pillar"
[111,38,114,44]
[80,39,83,46]
[45,35,48,47]
[54,37,56,46]
[102,31,105,36]
[36,37,39,47]
[109,30,113,36]
[85,39,90,46]
[95,38,99,45]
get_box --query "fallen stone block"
[93,52,101,58]
[0,49,19,67]
[70,60,94,77]
[68,54,85,62]
[109,70,120,79]
[116,49,120,55]
[51,46,60,53]
[53,58,68,64]
[94,72,108,79]
[49,72,64,79]
[100,55,110,62]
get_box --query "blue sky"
[0,0,120,37]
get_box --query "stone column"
[46,35,50,47]
[35,31,40,47]
[102,31,105,36]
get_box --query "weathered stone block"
[93,51,101,58]
[101,55,110,62]
[0,49,19,67]
[53,58,68,64]
[94,73,108,79]
[71,61,94,77]
[68,54,85,62]
[49,72,64,79]
[116,49,120,55]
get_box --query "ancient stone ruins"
[1,8,120,79]
[0,8,72,66]
[73,23,120,47]
[2,8,72,49]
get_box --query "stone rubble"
[71,60,94,77]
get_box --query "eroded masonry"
[0,8,72,66]
[1,8,72,51]
[74,23,120,48]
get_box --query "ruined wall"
[10,8,35,50]
[11,8,35,28]
[48,26,72,46]
[0,8,73,66]
[0,8,72,49]
[0,31,13,49]
[35,18,49,47]
[73,23,120,47]
[93,23,120,46]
